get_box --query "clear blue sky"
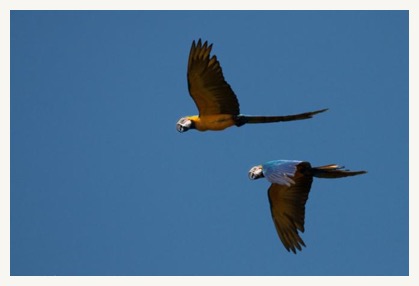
[10,10,408,276]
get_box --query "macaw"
[176,39,328,133]
[248,160,367,254]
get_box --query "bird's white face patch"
[176,117,192,133]
[248,165,264,180]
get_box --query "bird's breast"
[190,114,235,131]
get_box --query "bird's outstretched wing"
[187,39,240,115]
[267,169,313,253]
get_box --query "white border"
[1,1,416,285]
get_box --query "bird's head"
[176,117,194,133]
[248,165,264,180]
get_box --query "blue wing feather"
[262,160,302,186]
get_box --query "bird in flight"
[176,39,328,133]
[248,159,367,254]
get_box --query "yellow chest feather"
[188,114,235,131]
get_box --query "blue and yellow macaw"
[248,160,367,254]
[176,39,328,133]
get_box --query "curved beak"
[248,165,264,180]
[176,117,192,133]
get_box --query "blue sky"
[10,10,408,276]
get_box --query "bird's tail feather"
[239,108,328,125]
[311,164,367,178]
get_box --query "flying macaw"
[176,39,328,133]
[248,160,367,254]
